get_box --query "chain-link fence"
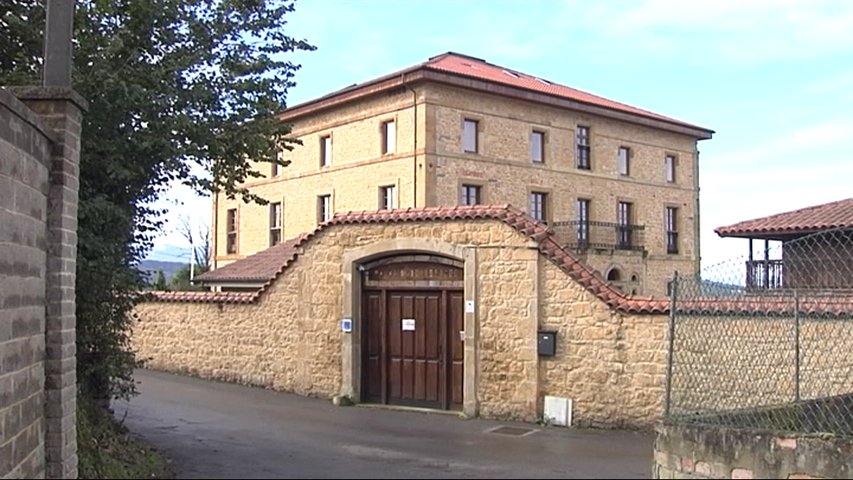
[666,227,853,437]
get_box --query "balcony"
[551,220,646,252]
[746,259,784,290]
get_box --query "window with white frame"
[320,135,332,167]
[462,119,478,153]
[269,202,282,246]
[529,192,547,223]
[382,120,396,154]
[530,130,545,163]
[576,125,590,169]
[577,198,590,246]
[318,194,332,223]
[459,184,481,206]
[665,155,676,183]
[226,208,238,254]
[618,146,630,176]
[666,207,679,254]
[379,185,397,210]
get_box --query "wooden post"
[43,0,75,87]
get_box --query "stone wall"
[539,259,668,427]
[214,88,422,267]
[428,83,699,297]
[654,422,853,479]
[0,87,84,479]
[670,315,853,415]
[214,79,704,297]
[135,218,672,427]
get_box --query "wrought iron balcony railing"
[551,220,645,252]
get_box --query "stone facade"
[212,55,711,296]
[654,422,853,479]
[136,217,671,427]
[0,87,84,479]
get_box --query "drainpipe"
[212,190,219,272]
[404,78,418,208]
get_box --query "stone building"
[210,52,714,297]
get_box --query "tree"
[1,0,314,401]
[152,270,168,291]
[177,215,211,276]
[168,264,206,291]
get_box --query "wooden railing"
[746,259,784,290]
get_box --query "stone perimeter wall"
[654,422,853,479]
[134,218,671,427]
[0,87,83,479]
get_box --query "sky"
[148,0,853,273]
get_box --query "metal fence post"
[665,271,678,418]
[794,289,801,403]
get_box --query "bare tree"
[177,215,211,277]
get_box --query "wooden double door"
[361,286,464,410]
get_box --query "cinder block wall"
[1,87,84,479]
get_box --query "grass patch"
[77,396,172,479]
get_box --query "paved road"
[115,370,654,479]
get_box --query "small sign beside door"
[402,318,416,331]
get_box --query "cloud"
[553,0,853,64]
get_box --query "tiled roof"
[146,291,257,304]
[149,205,848,316]
[195,233,309,283]
[154,205,667,313]
[423,53,705,131]
[715,198,853,238]
[282,52,713,137]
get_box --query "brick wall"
[135,218,672,427]
[1,87,84,479]
[654,422,853,479]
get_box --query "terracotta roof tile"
[715,198,853,238]
[424,53,708,132]
[195,233,310,283]
[146,291,257,304]
[155,205,846,316]
[282,52,713,137]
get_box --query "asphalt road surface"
[115,369,654,479]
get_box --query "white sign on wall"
[465,300,475,313]
[402,318,416,331]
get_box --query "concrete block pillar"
[11,86,87,480]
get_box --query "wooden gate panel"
[363,291,383,403]
[448,291,465,409]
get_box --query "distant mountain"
[139,260,186,283]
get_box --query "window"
[666,207,679,254]
[617,201,633,249]
[665,155,676,183]
[382,120,396,154]
[576,126,590,169]
[530,130,545,163]
[463,119,478,153]
[529,192,547,223]
[577,198,590,246]
[320,135,332,167]
[618,147,630,176]
[459,184,481,206]
[379,185,397,210]
[226,208,237,254]
[269,202,282,246]
[318,194,332,224]
[271,162,280,177]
